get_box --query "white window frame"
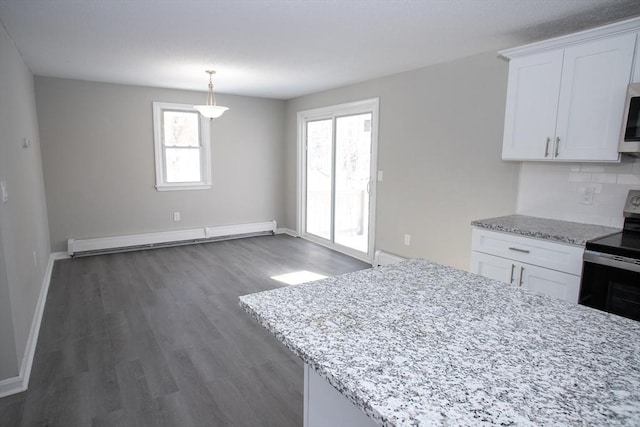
[152,101,212,191]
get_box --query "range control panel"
[623,190,640,218]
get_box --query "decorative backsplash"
[516,156,640,228]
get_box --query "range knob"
[631,196,640,207]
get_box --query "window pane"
[165,148,201,182]
[306,119,333,240]
[163,111,199,147]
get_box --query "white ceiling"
[1,0,639,99]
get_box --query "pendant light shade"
[194,70,228,119]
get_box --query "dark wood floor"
[0,235,370,426]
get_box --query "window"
[152,102,212,191]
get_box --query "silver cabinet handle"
[519,266,525,287]
[544,137,550,158]
[509,264,515,284]
[555,137,560,157]
[508,247,530,254]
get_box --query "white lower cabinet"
[471,251,581,303]
[470,229,583,303]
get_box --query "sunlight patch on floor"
[271,270,328,285]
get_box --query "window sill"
[155,184,212,192]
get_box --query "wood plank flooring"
[0,235,370,426]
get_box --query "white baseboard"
[0,251,68,398]
[68,221,277,256]
[275,228,299,237]
[0,375,23,399]
[206,220,277,239]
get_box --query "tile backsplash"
[516,156,640,228]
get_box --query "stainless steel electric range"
[579,190,640,321]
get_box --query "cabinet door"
[555,33,636,161]
[520,263,581,303]
[470,251,516,285]
[502,50,563,160]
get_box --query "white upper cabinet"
[555,34,636,161]
[502,51,563,160]
[501,18,639,162]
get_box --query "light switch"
[377,171,384,182]
[1,181,7,203]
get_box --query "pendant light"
[194,70,229,119]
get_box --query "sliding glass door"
[299,99,378,261]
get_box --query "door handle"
[519,266,525,287]
[544,137,550,158]
[366,181,371,194]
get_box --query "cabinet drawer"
[471,228,584,275]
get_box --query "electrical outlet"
[173,211,181,221]
[578,186,595,205]
[404,234,411,246]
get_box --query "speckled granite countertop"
[471,214,619,246]
[239,259,640,427]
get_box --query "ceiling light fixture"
[194,70,229,119]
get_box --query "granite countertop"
[471,214,620,245]
[239,259,640,427]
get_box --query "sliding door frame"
[296,98,379,264]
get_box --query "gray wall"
[0,23,51,380]
[285,52,520,269]
[35,77,286,252]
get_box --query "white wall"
[35,77,286,252]
[285,52,520,269]
[517,158,640,228]
[0,23,51,381]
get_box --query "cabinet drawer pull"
[555,137,560,157]
[519,266,525,287]
[508,247,530,254]
[544,137,551,158]
[509,264,515,284]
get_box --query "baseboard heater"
[373,250,405,266]
[68,220,277,257]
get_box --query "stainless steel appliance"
[619,83,640,155]
[579,190,640,321]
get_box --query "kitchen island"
[239,259,640,426]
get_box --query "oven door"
[579,250,640,321]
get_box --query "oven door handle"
[583,250,640,273]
